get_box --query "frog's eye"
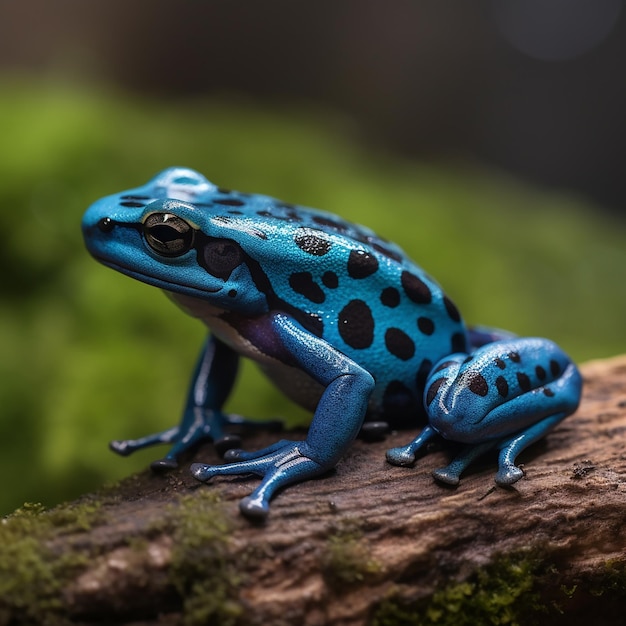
[143,212,194,257]
[202,239,243,280]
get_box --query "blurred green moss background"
[1,80,625,515]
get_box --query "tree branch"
[2,356,626,625]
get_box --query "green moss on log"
[166,490,243,626]
[372,552,545,626]
[321,521,381,588]
[0,500,102,625]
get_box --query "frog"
[82,167,582,519]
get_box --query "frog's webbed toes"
[431,440,497,486]
[191,440,329,518]
[108,425,182,460]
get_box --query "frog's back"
[98,168,468,425]
[188,184,468,424]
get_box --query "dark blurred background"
[1,0,625,514]
[1,0,625,212]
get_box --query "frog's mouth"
[92,255,222,298]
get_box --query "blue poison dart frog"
[82,167,582,519]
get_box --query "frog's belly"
[169,292,420,422]
[257,361,323,413]
[259,360,408,423]
[170,292,321,409]
[204,315,393,418]
[212,316,325,412]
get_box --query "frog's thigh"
[426,339,581,445]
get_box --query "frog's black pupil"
[143,212,194,257]
[151,224,182,243]
[98,217,114,233]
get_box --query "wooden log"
[1,356,626,625]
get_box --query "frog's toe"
[385,426,439,468]
[109,440,133,456]
[495,464,525,486]
[359,421,390,442]
[214,435,242,457]
[386,445,416,466]
[190,462,218,482]
[432,467,461,486]
[151,457,179,472]
[223,439,297,463]
[223,448,246,462]
[239,495,270,520]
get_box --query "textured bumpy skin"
[82,167,582,518]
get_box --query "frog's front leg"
[191,313,375,519]
[387,337,582,485]
[110,334,245,471]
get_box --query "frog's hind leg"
[480,358,581,485]
[435,390,576,487]
[426,340,582,485]
[391,337,582,486]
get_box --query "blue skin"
[82,167,582,518]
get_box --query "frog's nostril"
[98,217,114,233]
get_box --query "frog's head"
[143,166,217,202]
[82,168,268,313]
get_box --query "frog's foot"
[432,440,497,485]
[110,425,180,458]
[431,466,461,486]
[493,412,568,486]
[109,410,255,471]
[149,418,219,472]
[495,464,525,486]
[191,439,329,519]
[386,425,438,466]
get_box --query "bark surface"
[3,356,626,625]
